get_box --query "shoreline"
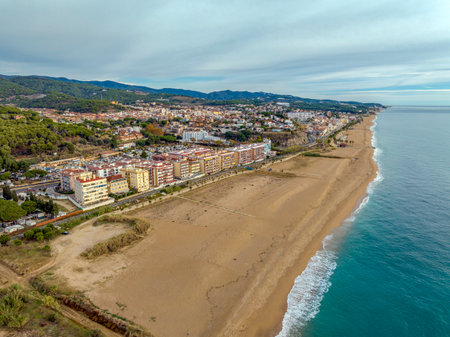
[48,115,378,337]
[261,115,379,337]
[217,115,378,337]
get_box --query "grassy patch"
[81,216,151,259]
[302,151,324,157]
[160,184,186,195]
[302,151,344,159]
[30,276,152,337]
[0,283,103,336]
[0,243,52,275]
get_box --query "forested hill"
[0,106,109,171]
[0,77,36,97]
[0,75,385,113]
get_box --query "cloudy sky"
[1,0,450,105]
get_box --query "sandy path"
[52,116,376,337]
[46,220,130,290]
[0,220,127,337]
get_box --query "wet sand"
[57,116,377,337]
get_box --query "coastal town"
[0,100,367,235]
[2,1,445,336]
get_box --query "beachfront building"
[107,175,129,195]
[263,138,272,154]
[120,167,150,192]
[73,176,109,207]
[173,160,190,179]
[149,162,175,187]
[230,146,253,165]
[134,161,175,187]
[188,159,201,175]
[199,155,220,175]
[216,151,235,170]
[251,143,265,162]
[60,169,92,192]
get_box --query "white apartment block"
[73,176,109,207]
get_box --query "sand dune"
[54,116,376,337]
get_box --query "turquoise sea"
[277,106,450,337]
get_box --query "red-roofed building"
[106,175,129,194]
[60,169,92,192]
[73,176,110,207]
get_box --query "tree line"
[0,106,100,170]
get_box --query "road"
[10,180,59,193]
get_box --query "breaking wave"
[276,115,382,337]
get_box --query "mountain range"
[0,74,384,113]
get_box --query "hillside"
[0,77,36,98]
[0,106,110,170]
[0,75,385,114]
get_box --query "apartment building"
[199,155,220,175]
[149,162,175,187]
[188,159,201,175]
[87,166,109,178]
[169,147,212,160]
[263,138,272,154]
[182,130,221,142]
[73,176,109,207]
[106,175,129,195]
[60,169,92,192]
[120,167,150,192]
[287,111,315,121]
[173,160,190,179]
[216,151,235,170]
[251,143,265,162]
[230,146,253,165]
[88,163,125,178]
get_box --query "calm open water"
[278,106,450,337]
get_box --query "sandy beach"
[51,116,377,337]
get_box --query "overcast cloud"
[1,0,450,104]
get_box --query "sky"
[1,0,450,105]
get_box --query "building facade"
[217,151,235,170]
[60,169,92,192]
[107,175,129,195]
[73,176,109,207]
[120,167,150,192]
[173,160,190,179]
[199,155,220,175]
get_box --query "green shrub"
[46,313,57,322]
[0,284,30,328]
[24,230,34,240]
[0,235,10,245]
[81,216,151,259]
[34,232,44,241]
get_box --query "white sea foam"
[276,116,382,337]
[370,115,384,190]
[276,235,337,337]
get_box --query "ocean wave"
[276,235,337,337]
[276,117,382,337]
[370,115,384,189]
